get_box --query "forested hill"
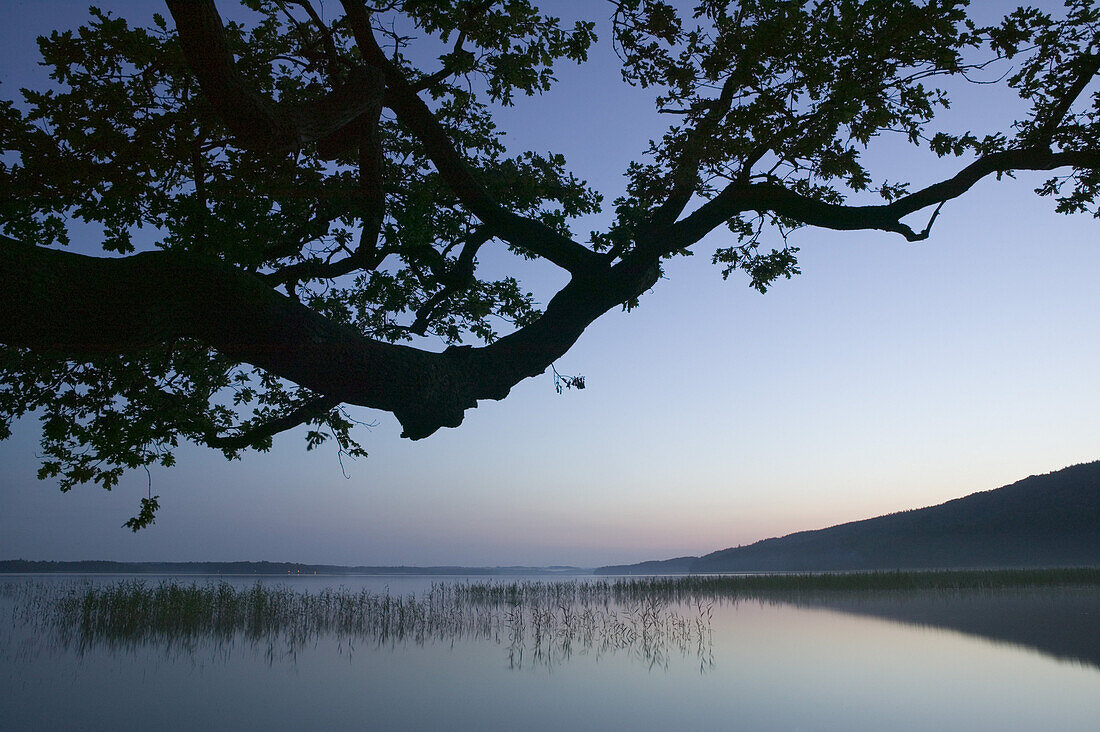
[0,561,587,576]
[597,461,1100,574]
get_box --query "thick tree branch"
[338,0,606,277]
[665,148,1100,252]
[0,238,654,441]
[167,0,383,153]
[0,238,441,436]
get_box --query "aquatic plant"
[605,567,1100,603]
[8,579,711,670]
[6,568,1095,670]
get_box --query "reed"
[9,578,710,669]
[605,567,1100,603]
[7,568,1094,668]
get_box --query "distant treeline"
[0,560,588,576]
[599,460,1100,574]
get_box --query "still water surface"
[2,574,1098,731]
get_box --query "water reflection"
[2,580,716,671]
[3,576,1098,731]
[6,576,1097,672]
[780,588,1100,669]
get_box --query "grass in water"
[5,568,1095,668]
[605,567,1100,602]
[8,579,711,669]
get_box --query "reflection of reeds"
[6,569,1094,670]
[8,580,714,670]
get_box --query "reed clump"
[604,567,1100,604]
[10,568,1094,668]
[25,579,711,669]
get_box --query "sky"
[1,1,1098,568]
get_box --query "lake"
[2,573,1098,730]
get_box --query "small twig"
[918,200,947,239]
[550,364,585,394]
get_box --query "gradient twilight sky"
[1,1,1097,567]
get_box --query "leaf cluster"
[0,1,597,517]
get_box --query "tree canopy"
[1,0,1097,528]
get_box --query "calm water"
[2,574,1098,731]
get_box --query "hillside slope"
[598,461,1100,574]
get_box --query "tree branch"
[167,0,383,153]
[1031,51,1100,143]
[258,208,341,265]
[645,76,740,230]
[666,148,1100,252]
[409,226,493,335]
[266,244,397,286]
[0,237,655,440]
[202,395,340,450]
[409,29,471,93]
[338,0,607,277]
[281,0,344,81]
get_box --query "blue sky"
[1,1,1097,567]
